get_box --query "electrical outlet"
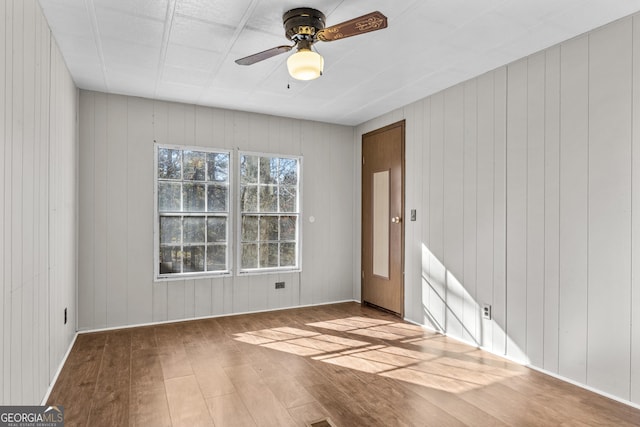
[275,281,285,289]
[482,304,491,320]
[64,308,67,325]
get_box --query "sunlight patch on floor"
[232,317,526,394]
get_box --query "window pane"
[260,157,278,184]
[279,158,298,185]
[207,244,226,271]
[259,216,278,241]
[158,148,181,180]
[183,151,206,181]
[207,184,228,212]
[160,246,182,274]
[183,246,205,272]
[279,186,297,212]
[160,216,181,244]
[279,216,296,241]
[239,152,300,272]
[280,242,296,267]
[242,215,258,241]
[241,155,258,184]
[259,185,277,212]
[183,183,206,211]
[259,243,279,268]
[158,182,181,212]
[241,243,258,269]
[157,146,231,279]
[207,217,226,242]
[207,152,229,182]
[240,185,257,212]
[184,217,205,243]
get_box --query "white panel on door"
[373,170,390,279]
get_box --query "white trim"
[76,299,359,334]
[401,317,640,411]
[40,332,78,405]
[403,317,430,327]
[526,365,640,411]
[154,270,232,282]
[44,305,640,412]
[154,143,159,279]
[237,267,302,276]
[237,150,303,274]
[154,144,233,281]
[239,149,302,161]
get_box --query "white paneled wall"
[633,15,640,406]
[49,36,78,390]
[0,0,77,405]
[356,14,640,407]
[587,21,633,398]
[558,34,590,385]
[77,92,354,330]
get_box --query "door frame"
[361,120,406,317]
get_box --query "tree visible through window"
[156,146,230,278]
[239,153,300,272]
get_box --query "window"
[239,153,301,272]
[155,145,230,279]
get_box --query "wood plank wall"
[77,92,355,331]
[356,15,640,406]
[0,0,78,405]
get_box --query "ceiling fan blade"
[316,11,387,42]
[235,45,293,66]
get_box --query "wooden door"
[362,121,405,315]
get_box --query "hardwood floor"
[47,302,640,426]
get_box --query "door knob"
[391,216,401,223]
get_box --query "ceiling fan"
[235,8,388,81]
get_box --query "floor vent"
[308,418,336,427]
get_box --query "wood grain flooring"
[47,302,640,426]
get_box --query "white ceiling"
[38,0,640,126]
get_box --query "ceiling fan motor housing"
[234,8,386,68]
[283,8,326,41]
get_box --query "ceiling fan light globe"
[287,49,324,81]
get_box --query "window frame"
[154,143,233,281]
[237,151,303,275]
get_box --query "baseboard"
[77,299,361,335]
[402,316,640,411]
[40,332,78,405]
[43,300,361,404]
[403,317,443,334]
[526,364,640,411]
[45,304,640,411]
